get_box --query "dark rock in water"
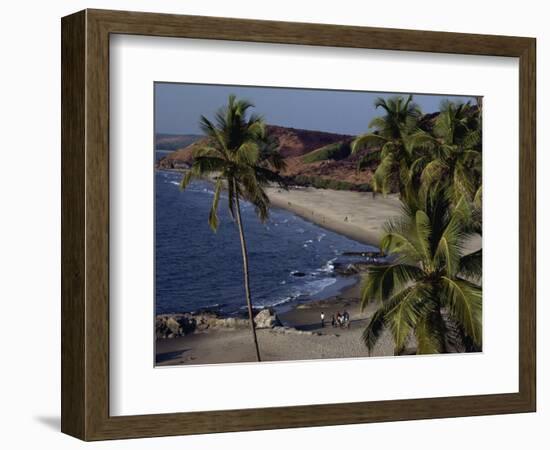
[342,250,386,258]
[291,271,307,277]
[333,261,373,275]
[333,263,361,275]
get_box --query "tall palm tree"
[361,190,482,355]
[408,101,482,206]
[351,95,422,197]
[180,95,285,362]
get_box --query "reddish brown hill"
[156,125,374,190]
[157,140,205,169]
[156,125,352,169]
[265,125,352,157]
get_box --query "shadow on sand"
[155,348,191,364]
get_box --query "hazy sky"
[155,82,477,136]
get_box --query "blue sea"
[155,159,377,315]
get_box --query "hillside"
[156,125,376,191]
[155,133,203,150]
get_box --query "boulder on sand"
[254,308,282,329]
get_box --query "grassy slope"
[301,140,352,164]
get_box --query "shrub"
[291,175,371,192]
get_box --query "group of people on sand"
[320,310,350,329]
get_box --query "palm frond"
[474,184,483,208]
[351,133,387,153]
[441,277,482,346]
[384,284,429,354]
[433,199,468,276]
[414,210,432,264]
[372,153,395,194]
[459,249,482,282]
[362,308,386,353]
[234,141,260,166]
[415,307,447,354]
[360,263,425,308]
[208,178,224,231]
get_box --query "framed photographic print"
[61,9,536,440]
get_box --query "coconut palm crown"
[361,189,482,355]
[180,95,286,361]
[351,95,422,197]
[407,100,482,206]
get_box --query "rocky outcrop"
[156,308,281,339]
[254,308,282,329]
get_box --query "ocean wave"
[254,295,296,309]
[304,277,337,296]
[265,277,337,309]
[317,257,337,274]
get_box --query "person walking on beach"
[331,314,336,328]
[343,310,350,328]
[320,311,325,328]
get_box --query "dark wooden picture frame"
[61,9,536,441]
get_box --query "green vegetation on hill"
[293,175,371,192]
[302,140,351,164]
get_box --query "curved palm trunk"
[233,183,262,362]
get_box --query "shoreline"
[155,167,402,247]
[266,186,482,254]
[266,186,402,247]
[155,276,405,366]
[154,169,481,322]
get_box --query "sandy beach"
[267,186,402,246]
[155,183,481,366]
[267,186,482,253]
[155,280,409,366]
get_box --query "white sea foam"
[317,257,337,274]
[304,277,337,295]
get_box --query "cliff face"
[155,125,376,190]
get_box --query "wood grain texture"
[60,9,537,441]
[61,10,86,438]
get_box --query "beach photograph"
[154,83,483,366]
